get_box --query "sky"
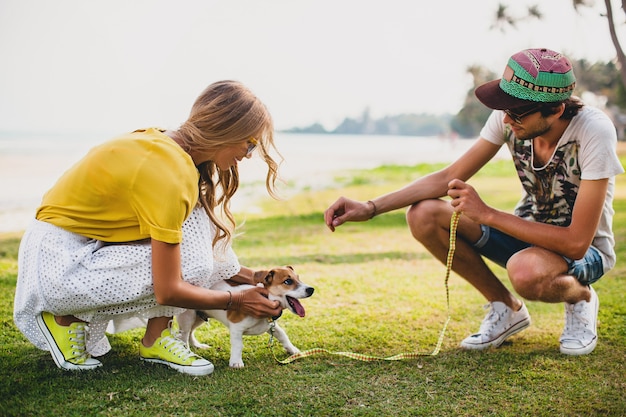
[0,0,623,134]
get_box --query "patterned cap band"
[474,48,576,110]
[499,49,576,103]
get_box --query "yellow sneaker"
[140,325,214,376]
[36,312,102,371]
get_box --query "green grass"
[1,156,625,417]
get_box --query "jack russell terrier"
[177,266,314,368]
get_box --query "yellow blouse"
[37,128,199,244]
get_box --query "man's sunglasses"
[503,106,542,124]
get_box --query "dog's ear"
[253,270,269,283]
[286,265,294,271]
[264,270,275,285]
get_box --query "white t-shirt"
[480,106,624,271]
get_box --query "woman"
[14,80,283,376]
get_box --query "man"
[324,48,623,355]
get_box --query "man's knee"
[507,248,568,300]
[507,253,540,299]
[406,200,446,238]
[407,199,444,220]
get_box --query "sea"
[0,131,505,233]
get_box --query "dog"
[177,266,314,368]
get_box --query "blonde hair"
[177,80,281,246]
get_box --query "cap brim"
[474,79,536,110]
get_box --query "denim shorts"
[473,225,604,285]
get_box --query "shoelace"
[478,304,504,334]
[563,303,590,336]
[68,323,91,363]
[159,335,198,362]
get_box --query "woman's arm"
[228,266,256,285]
[150,240,280,317]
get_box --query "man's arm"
[450,178,608,260]
[325,138,501,230]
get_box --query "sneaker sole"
[140,357,215,376]
[461,317,531,350]
[36,313,102,371]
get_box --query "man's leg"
[507,247,598,355]
[506,247,591,304]
[406,199,530,350]
[406,199,521,309]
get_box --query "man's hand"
[324,197,372,232]
[447,179,493,224]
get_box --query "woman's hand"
[229,286,281,318]
[229,266,256,286]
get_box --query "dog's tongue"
[287,296,306,317]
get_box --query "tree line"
[285,58,625,139]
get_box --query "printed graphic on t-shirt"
[507,131,580,227]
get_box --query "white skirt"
[13,207,240,356]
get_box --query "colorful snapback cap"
[475,48,576,110]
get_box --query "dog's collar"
[196,310,210,322]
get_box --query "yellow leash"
[268,211,461,364]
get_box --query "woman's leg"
[141,316,172,347]
[139,315,215,376]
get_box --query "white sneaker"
[461,302,531,350]
[560,286,599,356]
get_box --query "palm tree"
[494,1,625,88]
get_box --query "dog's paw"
[229,361,245,369]
[286,347,301,355]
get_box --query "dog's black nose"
[306,287,315,296]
